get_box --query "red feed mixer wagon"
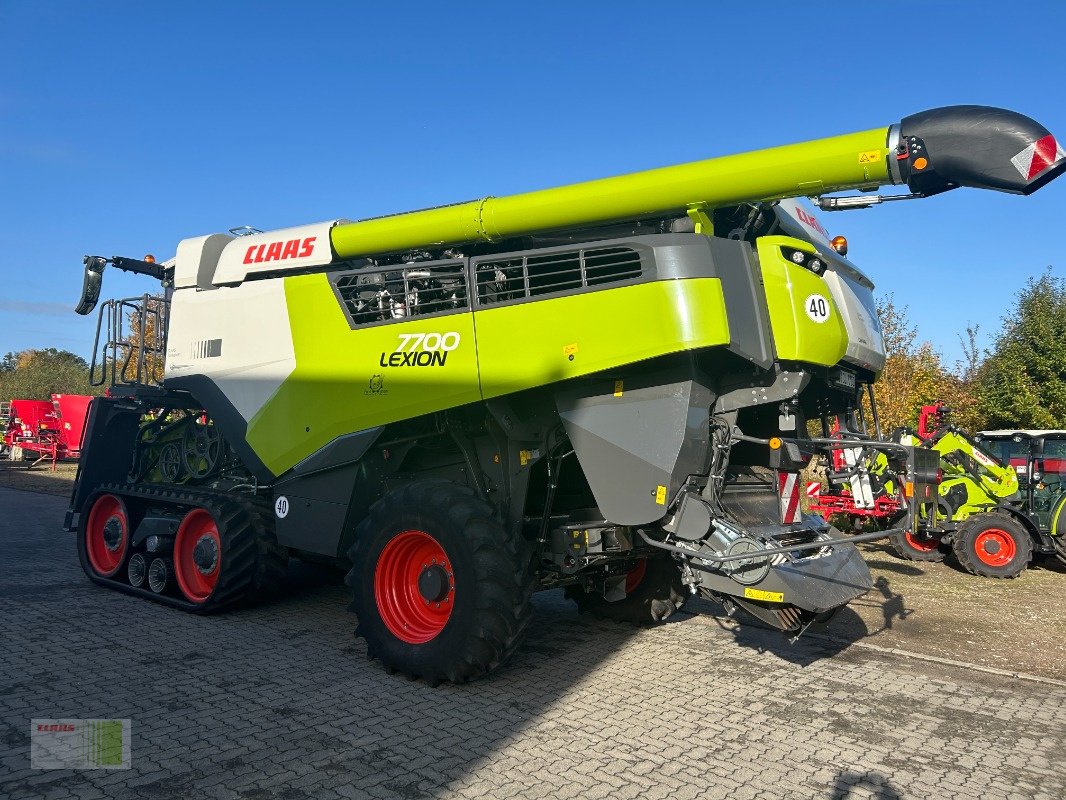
[2,394,93,469]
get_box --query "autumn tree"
[0,349,101,401]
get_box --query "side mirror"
[76,256,107,315]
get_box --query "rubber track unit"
[887,529,946,563]
[566,556,687,625]
[951,511,1033,579]
[346,480,535,685]
[77,483,287,613]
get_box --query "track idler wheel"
[347,480,535,685]
[84,494,131,578]
[951,512,1033,579]
[888,528,946,563]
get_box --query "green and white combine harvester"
[68,106,1064,683]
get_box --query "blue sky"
[2,2,1064,370]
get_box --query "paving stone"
[2,487,1065,800]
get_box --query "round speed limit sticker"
[804,294,831,324]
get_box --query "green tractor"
[812,403,1059,578]
[975,429,1066,568]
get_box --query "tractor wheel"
[566,556,687,625]
[951,513,1033,579]
[887,528,946,562]
[347,480,535,685]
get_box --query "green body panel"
[246,273,481,474]
[330,129,890,259]
[756,236,848,366]
[475,278,730,399]
[245,276,733,474]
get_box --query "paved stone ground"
[2,487,1064,800]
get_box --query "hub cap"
[192,534,219,575]
[174,508,222,603]
[974,529,1016,567]
[85,494,128,578]
[624,558,647,594]
[374,530,454,644]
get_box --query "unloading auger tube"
[326,105,1065,259]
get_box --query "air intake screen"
[476,246,642,305]
[333,262,468,326]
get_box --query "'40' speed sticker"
[804,294,831,324]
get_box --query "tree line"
[873,269,1066,434]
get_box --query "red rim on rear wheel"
[624,558,648,593]
[174,508,222,603]
[374,530,454,644]
[905,531,940,552]
[974,529,1016,567]
[85,494,128,577]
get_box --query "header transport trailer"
[67,105,1063,684]
[4,394,93,469]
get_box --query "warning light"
[769,437,782,450]
[830,235,848,256]
[905,481,914,498]
[143,254,156,263]
[913,157,928,171]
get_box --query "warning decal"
[858,150,881,164]
[1011,134,1066,180]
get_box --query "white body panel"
[173,234,235,289]
[165,281,296,422]
[212,220,345,286]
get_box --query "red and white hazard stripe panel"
[806,481,821,502]
[778,472,802,525]
[1011,134,1066,181]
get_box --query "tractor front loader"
[812,403,1046,578]
[66,105,1064,682]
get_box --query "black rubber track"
[78,483,288,613]
[566,556,687,625]
[887,528,947,563]
[951,512,1033,579]
[346,480,535,685]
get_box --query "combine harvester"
[3,394,92,470]
[66,105,1063,683]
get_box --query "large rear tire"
[347,480,535,684]
[951,512,1032,579]
[566,556,687,625]
[887,528,946,562]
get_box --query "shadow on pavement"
[831,770,903,799]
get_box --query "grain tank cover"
[212,220,345,286]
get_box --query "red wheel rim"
[624,558,647,593]
[374,530,454,644]
[974,529,1017,567]
[905,530,940,553]
[85,494,128,577]
[174,508,222,603]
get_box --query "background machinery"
[3,394,93,469]
[811,403,1062,577]
[66,105,1064,682]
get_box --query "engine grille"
[475,246,643,305]
[332,262,469,327]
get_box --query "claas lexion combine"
[66,105,1064,683]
